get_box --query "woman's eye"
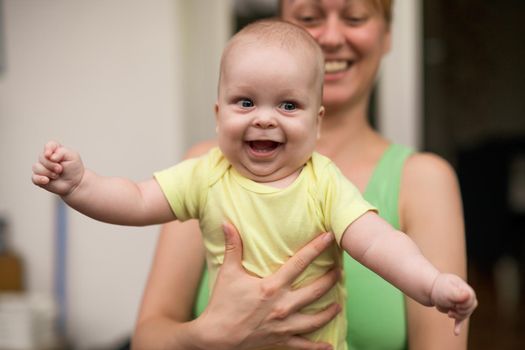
[280,102,297,111]
[238,99,254,108]
[298,15,320,25]
[342,12,369,26]
[344,17,365,25]
[293,8,323,26]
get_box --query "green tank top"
[193,144,413,350]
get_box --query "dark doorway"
[424,1,525,349]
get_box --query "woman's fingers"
[281,303,341,336]
[272,232,334,286]
[284,336,333,350]
[200,227,340,349]
[287,267,340,313]
[221,222,244,269]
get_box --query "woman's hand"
[190,223,341,350]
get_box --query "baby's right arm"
[340,211,477,335]
[32,141,175,226]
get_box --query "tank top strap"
[363,144,413,230]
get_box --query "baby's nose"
[253,114,277,128]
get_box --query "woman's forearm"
[132,317,206,350]
[133,220,207,349]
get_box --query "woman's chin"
[322,93,355,109]
[322,84,371,111]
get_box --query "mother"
[133,0,468,349]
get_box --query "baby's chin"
[238,165,302,188]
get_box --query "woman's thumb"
[222,222,243,266]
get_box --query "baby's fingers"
[43,141,62,158]
[32,162,55,185]
[454,286,478,312]
[453,318,465,336]
[447,309,465,321]
[38,152,63,174]
[32,173,50,186]
[47,145,71,163]
[32,161,58,179]
[43,141,74,165]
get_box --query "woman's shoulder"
[400,151,462,226]
[403,151,458,186]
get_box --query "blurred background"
[0,0,523,349]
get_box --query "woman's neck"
[316,103,377,158]
[315,102,390,191]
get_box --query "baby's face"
[215,42,323,184]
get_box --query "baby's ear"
[214,102,220,133]
[214,102,220,119]
[316,106,325,139]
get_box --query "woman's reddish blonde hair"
[373,0,393,24]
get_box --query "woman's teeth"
[325,60,349,73]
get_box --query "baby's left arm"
[32,141,175,226]
[340,212,477,335]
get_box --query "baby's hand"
[430,273,478,336]
[32,141,85,196]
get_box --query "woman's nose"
[316,16,345,52]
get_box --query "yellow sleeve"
[321,162,377,245]
[153,156,208,221]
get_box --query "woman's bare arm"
[401,153,469,350]
[132,219,207,349]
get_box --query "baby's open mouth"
[248,140,281,153]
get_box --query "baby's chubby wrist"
[428,271,442,307]
[60,166,88,200]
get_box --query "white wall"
[179,0,233,148]
[378,0,422,149]
[0,0,231,348]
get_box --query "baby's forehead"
[228,38,306,61]
[228,31,316,55]
[220,43,320,94]
[222,34,321,75]
[218,22,325,94]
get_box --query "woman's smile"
[324,60,352,74]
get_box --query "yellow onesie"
[154,147,375,349]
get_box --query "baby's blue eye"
[238,99,254,108]
[280,102,297,111]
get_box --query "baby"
[33,19,477,349]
